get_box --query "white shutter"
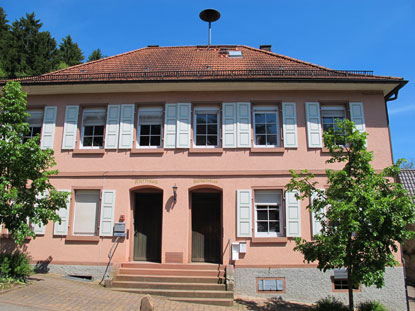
[164,104,177,149]
[310,190,325,236]
[104,105,120,149]
[282,102,298,148]
[118,104,135,149]
[176,103,191,148]
[305,102,322,148]
[285,190,301,237]
[40,106,57,150]
[349,102,365,133]
[100,190,115,236]
[54,190,71,235]
[62,105,79,149]
[237,189,252,237]
[33,222,46,235]
[222,103,237,148]
[237,102,251,148]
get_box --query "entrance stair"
[110,262,233,306]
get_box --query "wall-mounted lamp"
[172,184,178,202]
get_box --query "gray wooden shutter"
[100,190,115,236]
[176,103,191,148]
[164,104,177,149]
[310,190,325,236]
[305,102,322,148]
[349,102,365,133]
[62,105,79,149]
[285,190,301,237]
[119,104,135,149]
[222,103,237,148]
[104,105,120,149]
[237,102,251,148]
[40,106,57,150]
[282,102,298,148]
[54,189,71,235]
[237,189,252,237]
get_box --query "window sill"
[250,147,285,153]
[251,237,288,244]
[130,148,165,154]
[189,148,223,154]
[73,149,105,155]
[65,235,100,242]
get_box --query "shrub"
[314,296,348,311]
[0,251,33,282]
[358,301,389,311]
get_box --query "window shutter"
[100,190,115,236]
[32,222,46,235]
[305,102,322,148]
[176,103,191,148]
[310,190,325,236]
[40,106,57,150]
[118,104,135,149]
[54,190,71,235]
[62,105,79,149]
[104,105,120,149]
[349,102,365,133]
[237,189,252,237]
[285,190,301,237]
[237,102,251,148]
[222,103,237,148]
[282,102,298,148]
[164,104,177,149]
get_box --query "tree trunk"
[347,267,354,311]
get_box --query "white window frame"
[80,108,106,149]
[25,110,43,141]
[254,190,283,237]
[136,107,163,149]
[193,106,220,148]
[73,190,100,236]
[253,106,280,148]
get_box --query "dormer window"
[228,50,243,58]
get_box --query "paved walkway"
[0,274,311,311]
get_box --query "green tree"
[286,120,415,311]
[58,35,84,67]
[87,48,105,62]
[9,12,59,77]
[0,81,68,245]
[0,7,12,77]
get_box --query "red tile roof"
[399,169,415,201]
[17,45,404,84]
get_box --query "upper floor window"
[254,190,283,237]
[321,105,346,145]
[81,108,106,149]
[25,110,43,142]
[137,107,163,148]
[253,106,280,147]
[194,107,219,147]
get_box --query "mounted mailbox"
[231,243,240,261]
[113,222,126,237]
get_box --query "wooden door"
[134,193,162,262]
[191,192,221,263]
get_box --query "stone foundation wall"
[32,264,110,281]
[234,267,406,311]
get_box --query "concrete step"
[169,297,234,307]
[114,274,224,284]
[112,280,226,291]
[119,267,225,277]
[111,288,234,299]
[120,262,225,271]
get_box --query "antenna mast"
[199,9,221,46]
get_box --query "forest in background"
[0,6,104,78]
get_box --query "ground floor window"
[73,190,100,236]
[254,190,283,237]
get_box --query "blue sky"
[2,0,414,163]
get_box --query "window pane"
[268,210,278,220]
[266,113,276,123]
[207,135,217,146]
[196,114,206,124]
[266,124,277,135]
[255,113,265,124]
[152,125,161,135]
[150,135,160,146]
[256,124,265,134]
[94,126,104,136]
[141,125,150,135]
[83,110,106,126]
[267,135,277,146]
[257,210,268,220]
[140,136,150,146]
[84,126,93,136]
[255,135,266,145]
[196,135,206,146]
[83,137,93,146]
[32,127,41,136]
[269,222,279,233]
[93,136,103,147]
[207,125,217,134]
[196,125,206,135]
[257,222,268,232]
[323,124,333,132]
[207,114,217,124]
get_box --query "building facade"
[2,45,408,309]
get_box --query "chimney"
[259,45,272,52]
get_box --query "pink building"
[7,45,408,308]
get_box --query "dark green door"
[192,192,221,263]
[134,193,162,262]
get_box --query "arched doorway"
[190,187,222,263]
[132,187,163,262]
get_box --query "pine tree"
[0,7,12,77]
[87,48,105,62]
[58,35,84,67]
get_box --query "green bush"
[0,251,33,282]
[314,296,348,311]
[358,301,389,311]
